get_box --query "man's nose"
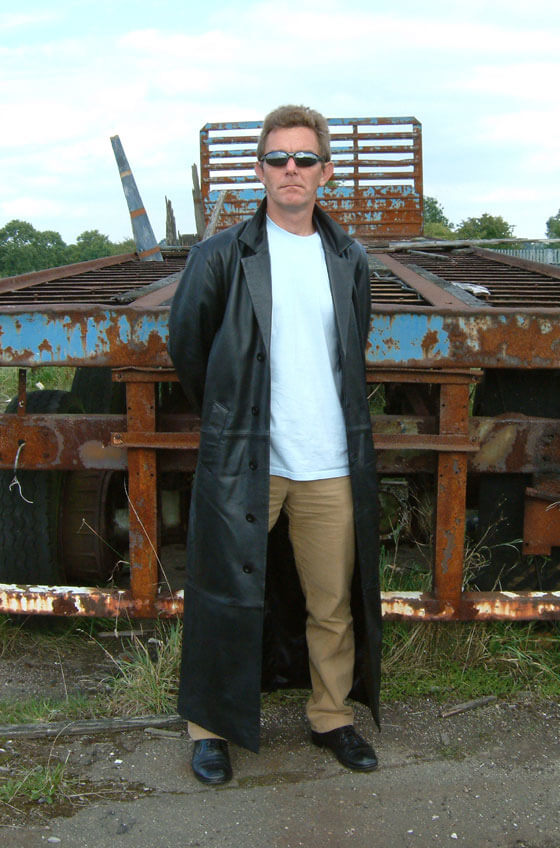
[285,155,297,171]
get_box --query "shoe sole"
[311,735,378,772]
[191,767,232,786]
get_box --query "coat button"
[245,513,255,522]
[243,563,254,574]
[251,406,259,416]
[249,460,258,470]
[256,353,265,362]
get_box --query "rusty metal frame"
[199,117,423,240]
[2,357,560,620]
[2,130,560,621]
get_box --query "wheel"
[59,469,128,584]
[68,368,127,583]
[0,390,83,583]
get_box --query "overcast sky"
[2,0,559,244]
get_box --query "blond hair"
[257,105,331,162]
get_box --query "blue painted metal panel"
[0,309,171,367]
[367,314,451,364]
[3,308,560,369]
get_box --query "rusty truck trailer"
[1,117,560,620]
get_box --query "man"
[168,105,381,785]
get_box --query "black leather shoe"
[191,739,232,785]
[311,725,378,772]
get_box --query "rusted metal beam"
[375,254,468,308]
[433,383,470,609]
[523,484,560,555]
[4,307,560,368]
[382,591,560,621]
[2,413,559,474]
[367,368,480,384]
[1,585,558,621]
[112,431,200,449]
[474,247,560,282]
[126,382,158,603]
[0,253,136,295]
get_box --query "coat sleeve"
[167,244,227,413]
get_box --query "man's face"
[254,126,334,217]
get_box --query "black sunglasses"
[259,150,325,168]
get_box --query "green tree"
[423,196,455,240]
[67,230,136,262]
[68,229,114,262]
[424,221,455,240]
[455,213,514,240]
[0,221,137,277]
[0,220,68,276]
[545,209,560,240]
[424,196,452,227]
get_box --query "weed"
[0,761,75,806]
[0,694,103,725]
[381,620,560,702]
[104,621,182,715]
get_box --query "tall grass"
[104,621,182,715]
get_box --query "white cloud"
[458,63,560,101]
[0,12,54,29]
[1,1,559,242]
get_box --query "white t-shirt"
[267,217,349,480]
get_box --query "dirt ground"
[0,626,559,848]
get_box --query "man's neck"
[265,203,316,236]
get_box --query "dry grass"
[104,621,182,716]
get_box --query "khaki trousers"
[189,474,355,741]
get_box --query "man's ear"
[319,161,334,187]
[254,161,265,184]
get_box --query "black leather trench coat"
[168,201,381,753]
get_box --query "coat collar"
[239,199,356,357]
[238,199,354,257]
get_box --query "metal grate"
[199,117,423,240]
[394,249,560,308]
[0,251,189,307]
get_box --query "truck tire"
[71,367,126,414]
[0,390,83,583]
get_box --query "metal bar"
[375,254,469,308]
[1,585,558,621]
[112,431,199,449]
[129,279,180,308]
[0,253,136,295]
[474,247,560,282]
[191,163,205,239]
[126,382,158,603]
[0,414,127,470]
[7,306,560,369]
[17,368,27,414]
[374,434,478,452]
[366,368,479,384]
[433,383,470,609]
[2,413,559,474]
[112,368,178,382]
[110,135,163,263]
[203,191,228,239]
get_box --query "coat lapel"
[324,250,353,359]
[242,251,272,354]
